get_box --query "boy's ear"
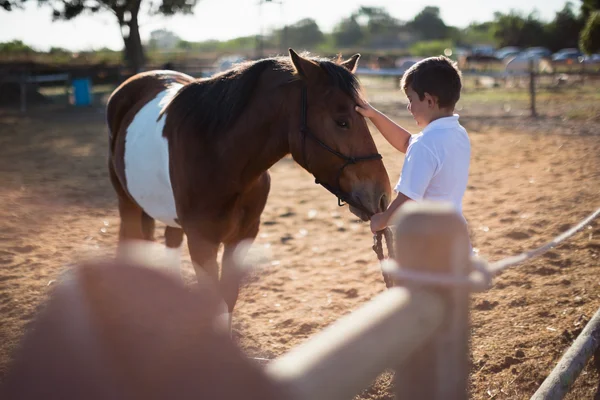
[423,92,438,108]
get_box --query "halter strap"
[299,86,383,216]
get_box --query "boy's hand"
[355,99,378,119]
[370,211,389,234]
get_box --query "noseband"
[299,86,382,217]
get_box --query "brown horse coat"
[105,49,391,317]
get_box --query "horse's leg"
[117,196,145,244]
[185,233,228,328]
[221,218,260,323]
[109,158,144,245]
[221,172,271,325]
[164,226,184,281]
[141,212,155,241]
[186,233,220,283]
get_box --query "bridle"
[299,85,382,217]
[298,85,395,289]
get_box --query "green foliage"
[456,22,496,46]
[408,6,448,40]
[42,0,197,21]
[409,40,454,57]
[356,6,400,36]
[273,18,324,50]
[4,0,203,70]
[581,0,600,19]
[176,36,258,53]
[332,16,364,47]
[0,0,19,10]
[0,41,122,64]
[580,11,600,53]
[0,40,35,53]
[545,2,584,50]
[492,10,547,48]
[4,1,598,67]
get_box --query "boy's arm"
[370,192,411,233]
[370,142,439,233]
[355,102,411,153]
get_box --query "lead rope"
[372,227,396,288]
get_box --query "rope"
[380,207,599,292]
[381,258,492,292]
[488,207,600,275]
[372,228,395,288]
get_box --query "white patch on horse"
[124,84,182,228]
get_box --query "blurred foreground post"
[392,202,471,400]
[1,242,281,400]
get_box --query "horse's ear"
[289,48,320,79]
[340,53,361,73]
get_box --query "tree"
[0,0,18,10]
[0,40,35,53]
[580,11,600,53]
[546,2,584,50]
[355,6,401,36]
[408,6,448,40]
[276,18,324,50]
[332,16,364,48]
[581,0,600,19]
[492,11,547,48]
[4,0,200,72]
[457,22,495,47]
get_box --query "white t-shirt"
[395,114,471,214]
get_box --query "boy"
[356,56,470,234]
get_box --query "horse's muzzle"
[349,189,390,221]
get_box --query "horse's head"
[287,49,391,221]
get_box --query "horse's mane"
[161,55,360,137]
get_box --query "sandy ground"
[0,89,599,399]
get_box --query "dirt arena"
[0,80,599,399]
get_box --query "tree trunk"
[123,17,145,73]
[116,0,145,74]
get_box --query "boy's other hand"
[355,100,377,119]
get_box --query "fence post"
[65,74,71,106]
[391,201,471,400]
[529,59,537,118]
[19,75,27,113]
[530,305,600,400]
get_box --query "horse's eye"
[336,119,349,129]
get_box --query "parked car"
[581,54,600,64]
[551,48,582,63]
[523,47,552,59]
[494,46,521,61]
[505,52,552,74]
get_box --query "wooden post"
[266,287,445,400]
[391,201,472,400]
[529,59,537,118]
[530,305,600,400]
[19,77,26,113]
[65,74,71,106]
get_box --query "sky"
[0,0,573,51]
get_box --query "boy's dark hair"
[401,56,462,109]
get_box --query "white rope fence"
[487,206,600,276]
[382,206,600,291]
[378,205,600,400]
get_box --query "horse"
[105,49,391,326]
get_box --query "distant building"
[149,29,180,50]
